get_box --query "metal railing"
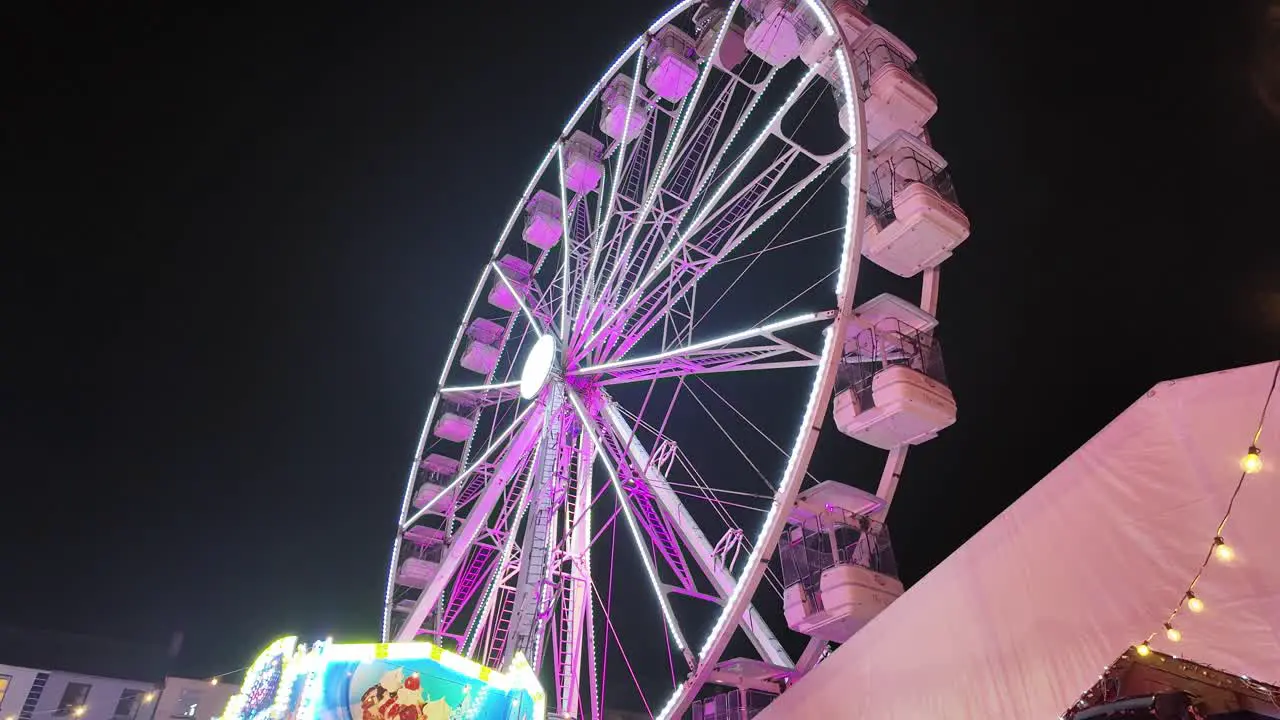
[689,689,777,720]
[865,145,958,226]
[853,38,926,100]
[779,511,898,592]
[837,319,947,414]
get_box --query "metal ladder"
[504,389,566,667]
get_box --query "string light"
[1112,361,1278,714]
[1212,536,1233,562]
[1241,445,1262,474]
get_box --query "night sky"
[4,0,1278,695]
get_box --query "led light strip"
[439,379,522,395]
[492,262,548,340]
[656,1,868,716]
[578,310,832,375]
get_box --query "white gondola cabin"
[563,130,605,193]
[460,317,504,375]
[743,0,812,66]
[486,254,533,313]
[862,130,971,277]
[599,75,648,143]
[839,26,938,148]
[833,300,956,449]
[780,481,903,643]
[522,189,563,250]
[646,26,699,101]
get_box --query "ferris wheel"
[381,1,969,718]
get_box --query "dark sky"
[3,0,1278,696]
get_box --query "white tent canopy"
[759,361,1280,719]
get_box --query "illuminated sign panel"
[220,638,543,720]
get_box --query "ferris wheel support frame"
[379,1,957,716]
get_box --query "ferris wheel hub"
[519,334,558,400]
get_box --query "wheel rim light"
[520,334,556,400]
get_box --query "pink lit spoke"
[401,400,540,530]
[566,389,693,658]
[598,398,794,667]
[589,571,654,718]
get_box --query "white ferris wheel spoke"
[576,310,830,385]
[577,64,821,362]
[553,428,595,717]
[438,379,523,405]
[600,399,794,668]
[574,4,742,350]
[492,260,552,341]
[603,150,842,366]
[556,145,574,338]
[591,47,646,285]
[564,387,696,668]
[459,457,536,660]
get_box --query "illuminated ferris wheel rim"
[381,0,966,717]
[391,0,864,709]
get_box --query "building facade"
[147,678,235,720]
[0,666,235,720]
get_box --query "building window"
[114,689,145,720]
[0,674,11,706]
[56,682,92,716]
[172,690,202,719]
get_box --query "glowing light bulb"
[1165,623,1181,642]
[1186,593,1204,613]
[211,677,220,686]
[72,707,87,718]
[1135,642,1151,657]
[1241,446,1262,474]
[1213,536,1234,562]
[143,692,156,703]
